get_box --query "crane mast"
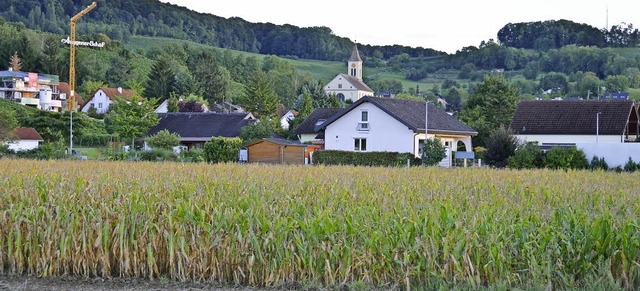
[67,2,97,111]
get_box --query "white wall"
[515,134,622,144]
[81,89,113,114]
[577,143,640,168]
[6,140,40,151]
[325,102,415,153]
[324,75,370,102]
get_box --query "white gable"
[324,75,372,103]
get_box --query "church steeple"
[347,44,363,81]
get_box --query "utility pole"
[67,2,97,155]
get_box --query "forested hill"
[497,19,640,50]
[0,0,445,61]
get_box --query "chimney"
[117,87,122,94]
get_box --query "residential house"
[245,138,320,165]
[319,96,477,159]
[5,127,43,152]
[324,44,374,102]
[0,69,63,112]
[279,110,298,130]
[509,100,639,145]
[293,108,343,144]
[57,82,84,110]
[80,87,136,114]
[146,112,255,149]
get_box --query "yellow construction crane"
[67,2,97,111]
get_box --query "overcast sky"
[160,0,638,54]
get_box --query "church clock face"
[351,64,356,68]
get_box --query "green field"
[1,159,639,290]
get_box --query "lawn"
[0,160,638,290]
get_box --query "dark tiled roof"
[14,127,43,141]
[320,96,477,135]
[146,112,255,140]
[339,74,374,92]
[293,108,344,135]
[348,44,362,62]
[509,100,636,135]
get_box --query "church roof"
[348,44,362,62]
[339,73,373,92]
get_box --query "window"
[338,84,343,89]
[337,93,345,102]
[357,110,369,131]
[98,103,103,109]
[354,138,367,151]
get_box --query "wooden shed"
[245,138,320,165]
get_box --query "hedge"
[314,150,421,167]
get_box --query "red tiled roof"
[14,128,43,141]
[58,82,84,105]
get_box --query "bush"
[132,148,179,162]
[623,157,639,172]
[146,129,181,150]
[180,149,205,163]
[508,143,544,169]
[422,138,447,166]
[589,156,609,171]
[543,147,588,170]
[204,137,242,163]
[15,140,67,160]
[314,150,421,167]
[484,126,519,168]
[75,133,112,147]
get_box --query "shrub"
[484,126,519,168]
[623,157,639,172]
[146,129,181,150]
[76,133,112,147]
[422,138,447,166]
[180,149,205,163]
[204,137,242,163]
[314,150,420,167]
[508,143,544,169]
[135,148,179,162]
[543,147,588,170]
[589,156,609,171]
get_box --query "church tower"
[347,44,363,81]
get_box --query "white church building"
[324,44,374,102]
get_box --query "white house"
[319,96,477,158]
[510,100,639,145]
[5,127,43,151]
[293,108,343,144]
[279,110,298,130]
[324,44,374,103]
[80,87,135,114]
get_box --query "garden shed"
[245,138,319,165]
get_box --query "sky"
[160,0,638,54]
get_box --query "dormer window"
[357,110,369,131]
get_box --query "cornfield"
[1,159,639,289]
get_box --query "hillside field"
[0,159,639,290]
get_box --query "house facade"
[320,97,477,158]
[80,87,135,114]
[324,45,374,102]
[5,127,44,152]
[510,100,639,145]
[0,69,63,112]
[293,108,343,144]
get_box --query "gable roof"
[336,73,374,93]
[146,112,255,141]
[509,100,637,135]
[57,82,84,105]
[320,96,477,135]
[14,127,43,141]
[82,87,136,109]
[293,108,344,135]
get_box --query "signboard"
[28,72,38,89]
[455,151,475,159]
[61,37,106,48]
